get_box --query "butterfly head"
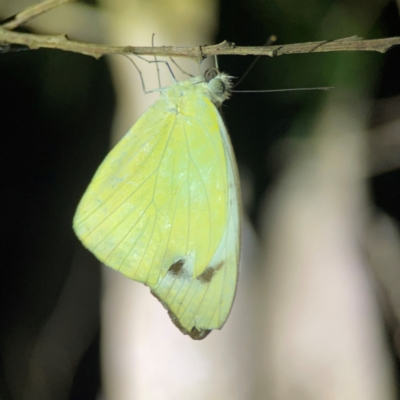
[203,68,233,107]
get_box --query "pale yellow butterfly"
[73,66,241,339]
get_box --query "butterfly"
[73,67,241,339]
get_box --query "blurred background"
[1,0,400,398]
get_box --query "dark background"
[1,0,400,398]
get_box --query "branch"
[2,0,72,30]
[0,27,399,61]
[0,0,398,60]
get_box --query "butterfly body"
[74,69,241,339]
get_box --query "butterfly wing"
[73,77,240,339]
[150,93,241,339]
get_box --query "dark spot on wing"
[149,289,211,340]
[168,259,185,277]
[197,262,224,284]
[168,310,211,340]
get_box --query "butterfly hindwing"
[149,96,240,339]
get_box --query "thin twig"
[2,0,72,30]
[0,1,398,60]
[0,27,399,61]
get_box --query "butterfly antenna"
[233,35,277,89]
[231,35,334,93]
[232,87,334,93]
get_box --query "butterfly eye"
[204,68,219,82]
[204,68,225,95]
[210,78,226,95]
